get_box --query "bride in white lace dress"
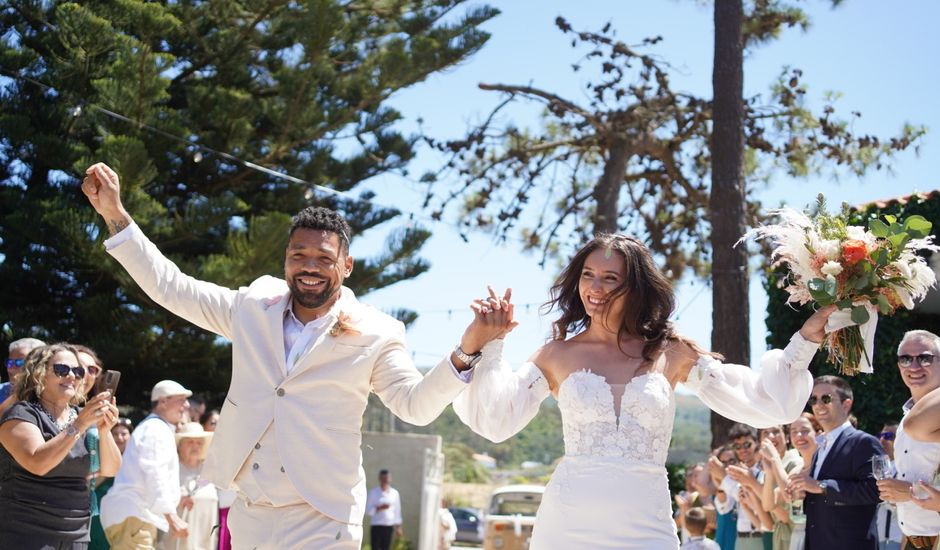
[451,234,834,550]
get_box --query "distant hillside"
[364,391,713,468]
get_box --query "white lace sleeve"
[682,332,819,428]
[452,340,551,443]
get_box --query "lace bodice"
[558,370,675,465]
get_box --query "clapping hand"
[787,469,823,495]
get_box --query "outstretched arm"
[681,306,834,427]
[81,163,238,339]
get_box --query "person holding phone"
[0,343,121,548]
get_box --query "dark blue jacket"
[804,425,884,550]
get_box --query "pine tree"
[0,0,497,410]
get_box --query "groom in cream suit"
[81,163,482,549]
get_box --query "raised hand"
[80,163,132,235]
[460,286,519,353]
[798,304,837,343]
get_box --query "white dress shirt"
[100,414,180,532]
[894,398,940,536]
[365,486,402,526]
[813,420,852,478]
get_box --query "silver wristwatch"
[65,423,81,440]
[453,344,482,368]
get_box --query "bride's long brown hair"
[543,233,678,361]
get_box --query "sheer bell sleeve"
[683,332,818,428]
[452,340,551,443]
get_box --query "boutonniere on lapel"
[329,310,361,338]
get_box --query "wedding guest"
[775,413,818,550]
[366,469,403,550]
[438,499,458,550]
[0,337,46,416]
[757,424,802,550]
[199,409,219,432]
[876,331,940,550]
[709,444,739,549]
[90,418,135,550]
[157,422,217,550]
[100,380,193,549]
[874,420,903,550]
[0,343,120,547]
[718,424,764,550]
[681,507,721,550]
[74,344,102,400]
[787,376,884,549]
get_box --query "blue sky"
[353,0,940,370]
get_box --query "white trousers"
[229,497,363,550]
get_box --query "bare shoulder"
[662,336,706,382]
[528,340,570,391]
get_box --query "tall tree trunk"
[710,0,750,449]
[592,137,628,234]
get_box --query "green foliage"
[764,193,940,433]
[0,0,497,411]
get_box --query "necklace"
[35,400,77,431]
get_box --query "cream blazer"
[107,224,467,523]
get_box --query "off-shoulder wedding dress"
[453,334,819,549]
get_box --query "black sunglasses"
[51,363,86,379]
[879,431,896,441]
[733,441,754,450]
[808,393,842,406]
[898,354,936,368]
[6,358,25,369]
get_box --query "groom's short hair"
[290,207,351,253]
[814,375,853,402]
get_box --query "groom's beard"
[288,274,340,310]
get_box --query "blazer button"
[280,466,286,473]
[255,443,261,450]
[277,388,285,396]
[252,463,259,470]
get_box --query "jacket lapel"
[283,287,359,381]
[262,291,291,378]
[817,427,852,479]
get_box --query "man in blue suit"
[787,375,885,550]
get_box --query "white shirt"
[895,398,940,536]
[680,536,721,550]
[813,420,852,478]
[100,414,180,532]
[366,486,402,526]
[715,462,761,534]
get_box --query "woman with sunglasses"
[0,343,121,549]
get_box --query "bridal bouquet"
[744,195,937,375]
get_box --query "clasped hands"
[459,286,520,355]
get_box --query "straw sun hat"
[175,422,213,460]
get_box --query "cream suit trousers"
[229,497,362,550]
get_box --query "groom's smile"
[285,227,353,320]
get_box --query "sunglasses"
[879,431,896,441]
[808,393,843,406]
[733,441,754,450]
[790,428,813,437]
[6,358,25,369]
[51,363,86,379]
[85,364,101,376]
[898,354,935,368]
